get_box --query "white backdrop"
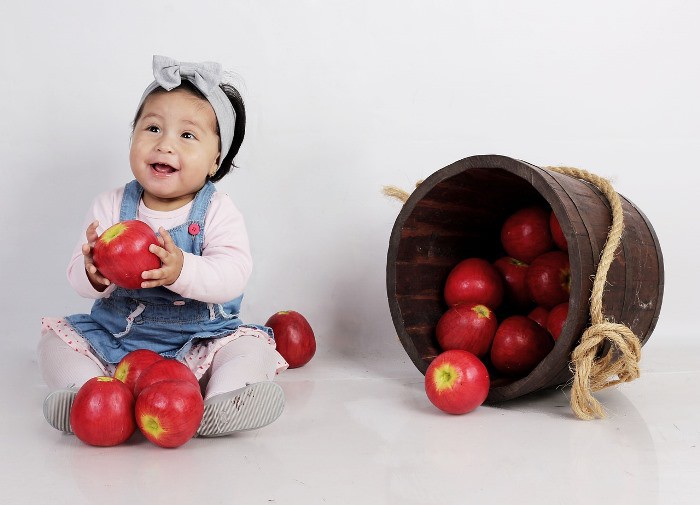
[1,1,697,363]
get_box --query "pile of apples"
[68,311,318,448]
[70,350,204,448]
[425,206,571,415]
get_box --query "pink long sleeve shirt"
[67,185,253,305]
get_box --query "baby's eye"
[182,132,197,140]
[146,125,160,133]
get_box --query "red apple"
[133,359,201,398]
[443,258,504,309]
[546,302,569,341]
[528,306,550,328]
[70,376,136,447]
[92,220,161,289]
[526,251,571,308]
[135,380,204,448]
[265,310,316,368]
[500,206,554,263]
[435,303,497,358]
[490,316,554,376]
[493,256,531,309]
[114,349,164,395]
[550,211,568,251]
[424,350,490,415]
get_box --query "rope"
[382,186,411,204]
[545,166,641,420]
[382,180,423,204]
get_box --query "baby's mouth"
[151,163,177,174]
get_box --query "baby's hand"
[83,220,111,291]
[140,227,184,288]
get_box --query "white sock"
[204,335,279,401]
[37,330,104,391]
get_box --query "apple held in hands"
[114,349,164,395]
[490,316,554,376]
[424,350,490,415]
[135,380,204,448]
[500,206,554,263]
[526,251,571,308]
[443,258,504,309]
[265,310,316,368]
[92,220,161,289]
[435,303,497,358]
[70,376,136,447]
[133,358,201,398]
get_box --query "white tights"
[37,331,280,401]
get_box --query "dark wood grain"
[386,155,664,403]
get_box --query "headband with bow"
[136,55,236,172]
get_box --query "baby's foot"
[197,382,284,437]
[43,388,78,433]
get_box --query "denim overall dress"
[64,180,264,365]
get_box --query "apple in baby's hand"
[550,211,568,251]
[70,376,136,447]
[490,316,554,376]
[265,310,316,368]
[135,380,204,448]
[528,306,550,328]
[493,256,531,309]
[443,258,504,309]
[526,251,571,309]
[114,349,164,395]
[92,220,161,290]
[424,350,490,415]
[500,206,554,263]
[546,302,569,341]
[133,359,201,398]
[435,303,497,358]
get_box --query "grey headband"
[137,55,236,171]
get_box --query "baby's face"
[130,88,221,211]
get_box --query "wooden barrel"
[386,155,664,403]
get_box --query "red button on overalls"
[188,223,200,236]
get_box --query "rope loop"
[568,321,641,420]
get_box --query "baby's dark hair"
[214,83,246,181]
[132,81,246,182]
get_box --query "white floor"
[3,337,698,505]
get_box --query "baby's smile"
[151,163,178,174]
